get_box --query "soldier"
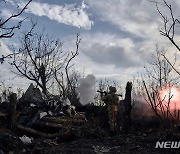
[102,86,119,134]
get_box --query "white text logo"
[155,141,180,148]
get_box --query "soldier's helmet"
[109,86,117,92]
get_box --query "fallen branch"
[15,124,67,138]
[37,121,64,129]
[71,112,87,120]
[42,116,86,125]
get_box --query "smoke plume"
[76,74,96,106]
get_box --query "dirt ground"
[1,124,180,154]
[1,104,180,154]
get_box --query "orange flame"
[159,86,180,109]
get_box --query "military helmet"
[109,86,117,92]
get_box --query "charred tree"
[8,93,17,129]
[124,82,132,119]
[39,63,47,95]
[122,82,132,133]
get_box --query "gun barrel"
[97,90,106,93]
[97,90,122,97]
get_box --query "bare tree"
[145,45,178,88]
[53,34,81,103]
[65,34,81,98]
[143,80,180,130]
[142,45,180,130]
[0,0,32,39]
[152,0,180,75]
[153,0,180,50]
[0,0,32,64]
[11,24,66,96]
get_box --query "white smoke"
[76,74,96,106]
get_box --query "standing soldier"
[102,86,119,134]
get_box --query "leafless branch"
[0,0,32,39]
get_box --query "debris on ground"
[0,84,180,153]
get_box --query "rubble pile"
[0,84,87,153]
[1,84,180,153]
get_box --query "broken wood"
[124,82,132,119]
[42,116,86,125]
[15,124,68,139]
[122,82,132,133]
[37,121,64,129]
[72,112,86,120]
[8,93,17,128]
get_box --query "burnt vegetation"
[0,0,180,153]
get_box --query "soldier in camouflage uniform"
[102,86,119,133]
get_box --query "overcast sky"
[0,0,180,90]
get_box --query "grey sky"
[0,0,179,89]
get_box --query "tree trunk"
[40,63,47,95]
[124,82,132,118]
[122,82,132,133]
[8,93,17,129]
